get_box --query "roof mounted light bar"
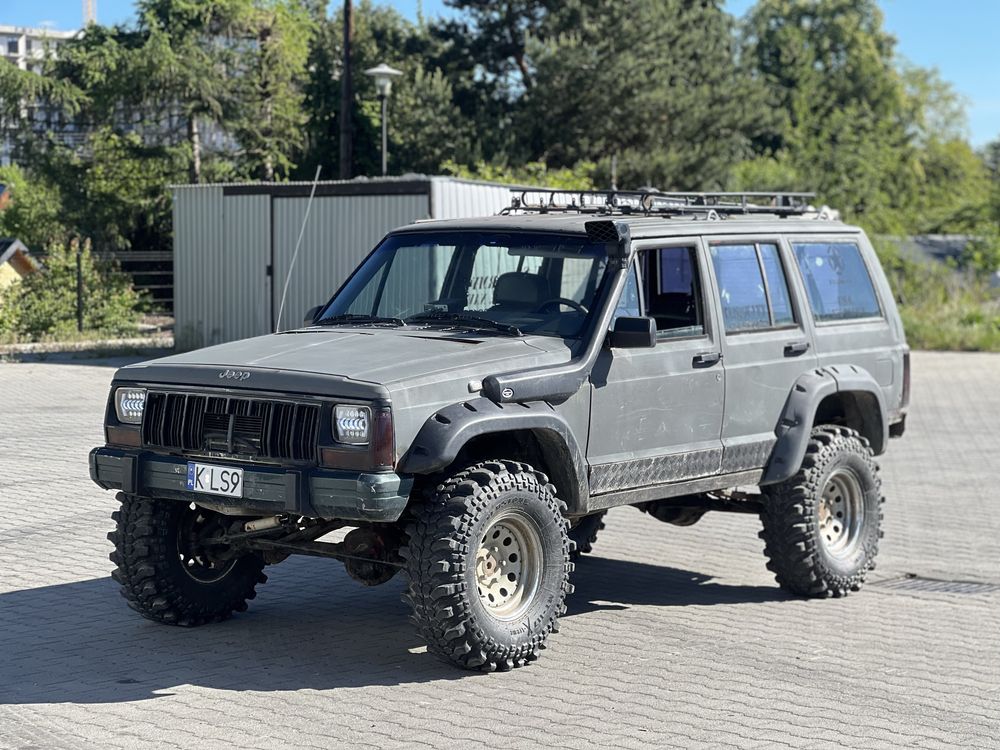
[503,189,819,218]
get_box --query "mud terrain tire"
[401,460,573,671]
[108,493,267,626]
[760,426,883,597]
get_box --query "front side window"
[613,263,641,321]
[792,241,882,322]
[322,232,609,338]
[639,246,705,338]
[710,242,798,333]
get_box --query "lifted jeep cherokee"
[91,190,910,671]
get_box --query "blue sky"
[6,0,998,145]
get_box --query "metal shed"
[171,176,520,350]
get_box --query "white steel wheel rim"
[818,467,865,559]
[475,510,543,621]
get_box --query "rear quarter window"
[792,241,882,322]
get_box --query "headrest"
[493,272,550,308]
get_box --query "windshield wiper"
[314,313,405,327]
[407,311,523,337]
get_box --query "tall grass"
[874,238,1000,351]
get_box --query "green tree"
[299,1,473,178]
[440,0,552,91]
[741,0,915,229]
[520,0,765,189]
[983,138,1000,230]
[0,165,68,249]
[231,0,315,180]
[389,66,471,173]
[134,0,254,182]
[0,57,83,162]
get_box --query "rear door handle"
[784,341,810,356]
[693,351,722,367]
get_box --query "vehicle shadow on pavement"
[566,555,789,616]
[0,555,786,704]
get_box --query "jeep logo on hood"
[219,369,251,381]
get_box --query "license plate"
[186,462,244,498]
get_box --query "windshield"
[319,232,609,338]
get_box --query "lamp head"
[364,62,403,97]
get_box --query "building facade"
[0,25,81,165]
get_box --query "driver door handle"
[693,351,722,367]
[784,340,810,356]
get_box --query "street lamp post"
[364,63,403,176]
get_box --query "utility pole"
[75,239,84,333]
[83,0,96,25]
[338,0,353,179]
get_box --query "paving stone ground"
[0,352,998,749]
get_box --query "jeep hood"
[121,328,570,389]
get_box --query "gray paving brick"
[0,353,998,750]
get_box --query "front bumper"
[89,447,413,522]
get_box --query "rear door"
[587,238,725,494]
[705,236,818,473]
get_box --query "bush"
[872,237,1000,351]
[0,241,142,341]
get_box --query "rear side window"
[760,243,795,326]
[709,242,796,333]
[792,241,881,322]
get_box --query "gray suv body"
[92,192,910,671]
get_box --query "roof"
[0,239,40,274]
[0,25,79,39]
[390,212,858,240]
[169,174,548,194]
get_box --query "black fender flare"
[762,365,888,485]
[398,397,590,514]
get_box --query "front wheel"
[759,426,884,597]
[401,460,573,671]
[108,493,267,626]
[568,511,606,559]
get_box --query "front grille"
[142,392,320,462]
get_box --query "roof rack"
[502,189,822,219]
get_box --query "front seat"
[492,272,550,312]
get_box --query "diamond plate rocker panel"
[589,447,724,495]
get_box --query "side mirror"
[304,305,323,326]
[608,316,656,349]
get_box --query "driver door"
[586,240,725,495]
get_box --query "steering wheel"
[534,297,588,314]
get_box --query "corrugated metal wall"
[172,177,521,349]
[271,194,430,331]
[430,178,512,219]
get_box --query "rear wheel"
[108,493,267,626]
[759,426,883,597]
[401,460,573,671]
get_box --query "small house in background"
[0,238,40,291]
[0,184,11,212]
